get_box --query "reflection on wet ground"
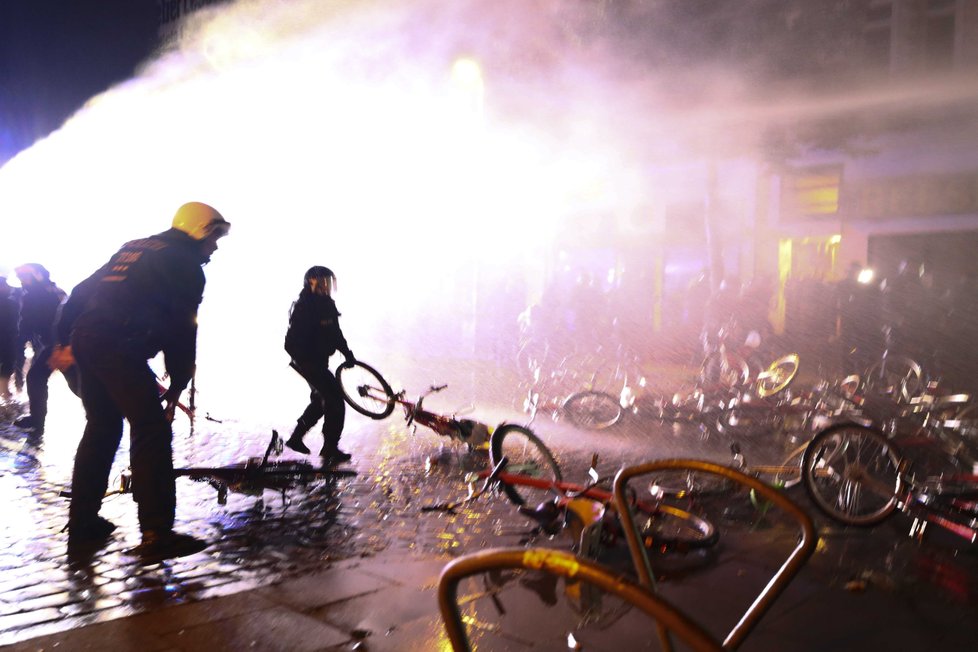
[0,387,557,641]
[2,368,978,645]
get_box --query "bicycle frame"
[156,379,194,420]
[472,464,718,555]
[904,473,978,543]
[845,459,978,543]
[360,381,491,449]
[803,423,978,544]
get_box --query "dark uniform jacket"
[18,281,66,350]
[0,291,18,374]
[60,228,206,395]
[284,290,351,366]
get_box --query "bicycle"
[519,350,625,431]
[524,384,624,431]
[155,377,195,421]
[639,351,801,437]
[61,430,357,505]
[802,422,978,543]
[427,427,719,562]
[862,350,926,404]
[560,345,656,431]
[698,322,765,392]
[649,440,810,495]
[438,458,817,651]
[710,360,866,441]
[336,359,535,452]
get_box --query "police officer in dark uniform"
[13,263,70,433]
[58,202,230,559]
[284,266,356,462]
[0,269,19,399]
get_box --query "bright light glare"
[0,1,638,416]
[451,58,484,97]
[857,268,875,284]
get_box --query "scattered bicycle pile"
[431,436,817,651]
[414,345,978,649]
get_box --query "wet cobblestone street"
[0,380,541,644]
[2,362,978,648]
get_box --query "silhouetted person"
[0,271,18,400]
[284,266,356,462]
[13,263,71,433]
[881,260,928,363]
[57,202,230,560]
[834,263,882,375]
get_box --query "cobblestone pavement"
[2,360,978,647]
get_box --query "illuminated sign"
[781,165,841,221]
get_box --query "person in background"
[284,265,356,463]
[0,269,19,400]
[13,263,70,433]
[833,262,882,376]
[56,202,230,560]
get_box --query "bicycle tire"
[756,353,800,398]
[489,424,562,507]
[335,361,396,419]
[700,350,751,389]
[562,390,623,430]
[802,423,902,526]
[637,504,719,551]
[864,355,924,402]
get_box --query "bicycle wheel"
[561,391,623,430]
[637,504,718,551]
[701,350,751,390]
[335,361,396,419]
[864,355,923,402]
[802,423,902,526]
[756,354,800,398]
[489,424,562,507]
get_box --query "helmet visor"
[201,217,231,240]
[308,273,336,296]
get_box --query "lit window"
[781,166,841,219]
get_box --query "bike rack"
[613,459,817,651]
[437,547,723,652]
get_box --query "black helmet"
[15,263,51,285]
[304,266,336,295]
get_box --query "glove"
[342,351,356,367]
[47,345,76,372]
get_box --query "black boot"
[320,437,352,463]
[285,420,312,454]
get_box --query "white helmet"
[171,202,231,240]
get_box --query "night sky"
[0,0,160,164]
